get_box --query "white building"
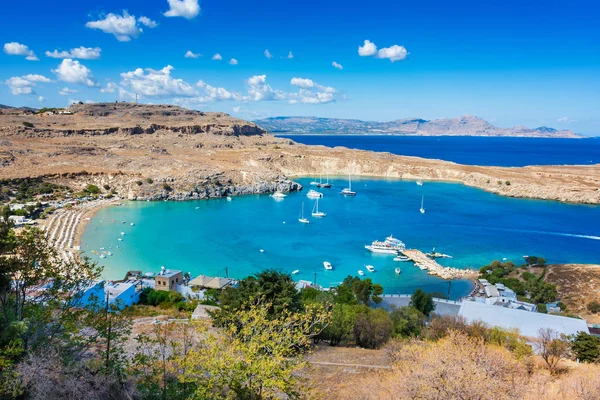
[459,300,588,339]
[105,281,140,309]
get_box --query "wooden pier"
[401,249,476,280]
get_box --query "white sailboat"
[311,198,326,217]
[420,195,425,214]
[321,173,332,188]
[340,173,356,196]
[298,202,310,224]
[416,180,423,186]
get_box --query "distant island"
[255,115,582,138]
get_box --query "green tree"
[83,184,100,195]
[320,304,364,346]
[587,301,600,313]
[410,289,436,317]
[335,275,383,305]
[390,306,426,337]
[571,332,600,363]
[353,308,393,349]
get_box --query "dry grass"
[546,264,600,324]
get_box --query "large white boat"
[271,191,287,199]
[307,189,323,199]
[298,202,310,224]
[366,265,375,273]
[340,174,356,196]
[365,234,406,255]
[323,261,333,270]
[311,198,326,217]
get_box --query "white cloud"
[264,49,273,59]
[59,87,78,95]
[233,106,241,112]
[229,58,238,65]
[45,46,102,60]
[247,75,285,101]
[358,40,377,56]
[3,42,38,61]
[212,53,222,60]
[290,77,315,88]
[52,59,97,87]
[377,45,408,62]
[287,51,294,59]
[556,117,575,124]
[100,82,117,93]
[86,12,156,41]
[38,96,44,103]
[197,80,243,101]
[120,65,196,97]
[5,74,52,95]
[185,50,201,59]
[138,16,158,28]
[164,0,200,19]
[332,61,343,70]
[289,77,336,104]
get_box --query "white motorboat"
[99,254,106,259]
[120,231,126,235]
[292,270,299,275]
[107,252,112,256]
[340,173,356,196]
[366,265,375,273]
[226,196,232,201]
[298,202,310,224]
[130,222,135,226]
[420,195,425,214]
[323,261,333,270]
[395,268,401,274]
[394,256,410,262]
[271,191,287,198]
[358,270,364,276]
[311,198,326,218]
[307,189,323,198]
[117,238,122,241]
[416,180,423,186]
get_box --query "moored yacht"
[395,268,401,274]
[365,234,406,255]
[340,174,356,196]
[358,270,364,276]
[298,202,310,224]
[311,198,326,217]
[366,265,375,273]
[323,261,333,270]
[307,189,323,198]
[271,191,287,198]
[394,255,410,262]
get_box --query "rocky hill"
[0,103,598,204]
[255,115,581,138]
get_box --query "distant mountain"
[254,115,581,138]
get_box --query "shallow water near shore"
[81,177,600,300]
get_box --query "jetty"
[401,249,476,280]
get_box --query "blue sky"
[1,0,599,135]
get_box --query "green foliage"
[103,184,111,190]
[353,308,393,349]
[319,304,365,346]
[138,288,193,311]
[0,178,66,202]
[136,180,143,186]
[215,270,302,324]
[505,181,511,185]
[22,121,34,128]
[537,303,548,313]
[146,178,154,184]
[587,301,600,313]
[83,184,100,195]
[334,275,383,305]
[390,306,426,337]
[162,183,173,192]
[523,255,546,267]
[571,332,600,363]
[410,289,436,317]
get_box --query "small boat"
[320,174,332,188]
[195,207,200,209]
[366,265,375,273]
[340,174,356,196]
[394,256,410,262]
[100,247,105,251]
[419,264,427,270]
[107,252,112,256]
[120,232,126,235]
[307,189,323,198]
[323,261,333,270]
[310,179,319,186]
[420,195,425,214]
[395,268,401,274]
[292,270,299,275]
[416,180,423,186]
[271,191,287,198]
[226,196,232,201]
[130,222,134,226]
[260,249,265,253]
[298,202,310,224]
[117,238,122,241]
[311,198,326,218]
[358,270,364,276]
[122,221,126,224]
[99,254,106,259]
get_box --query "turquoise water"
[81,177,600,300]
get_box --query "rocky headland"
[1,103,598,204]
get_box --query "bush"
[505,181,511,186]
[587,301,600,314]
[103,184,111,190]
[390,306,426,338]
[571,332,600,363]
[136,181,143,186]
[146,178,153,184]
[162,183,173,192]
[138,287,187,309]
[353,308,393,349]
[83,184,100,195]
[22,121,34,128]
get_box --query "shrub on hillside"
[587,301,600,314]
[353,308,393,349]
